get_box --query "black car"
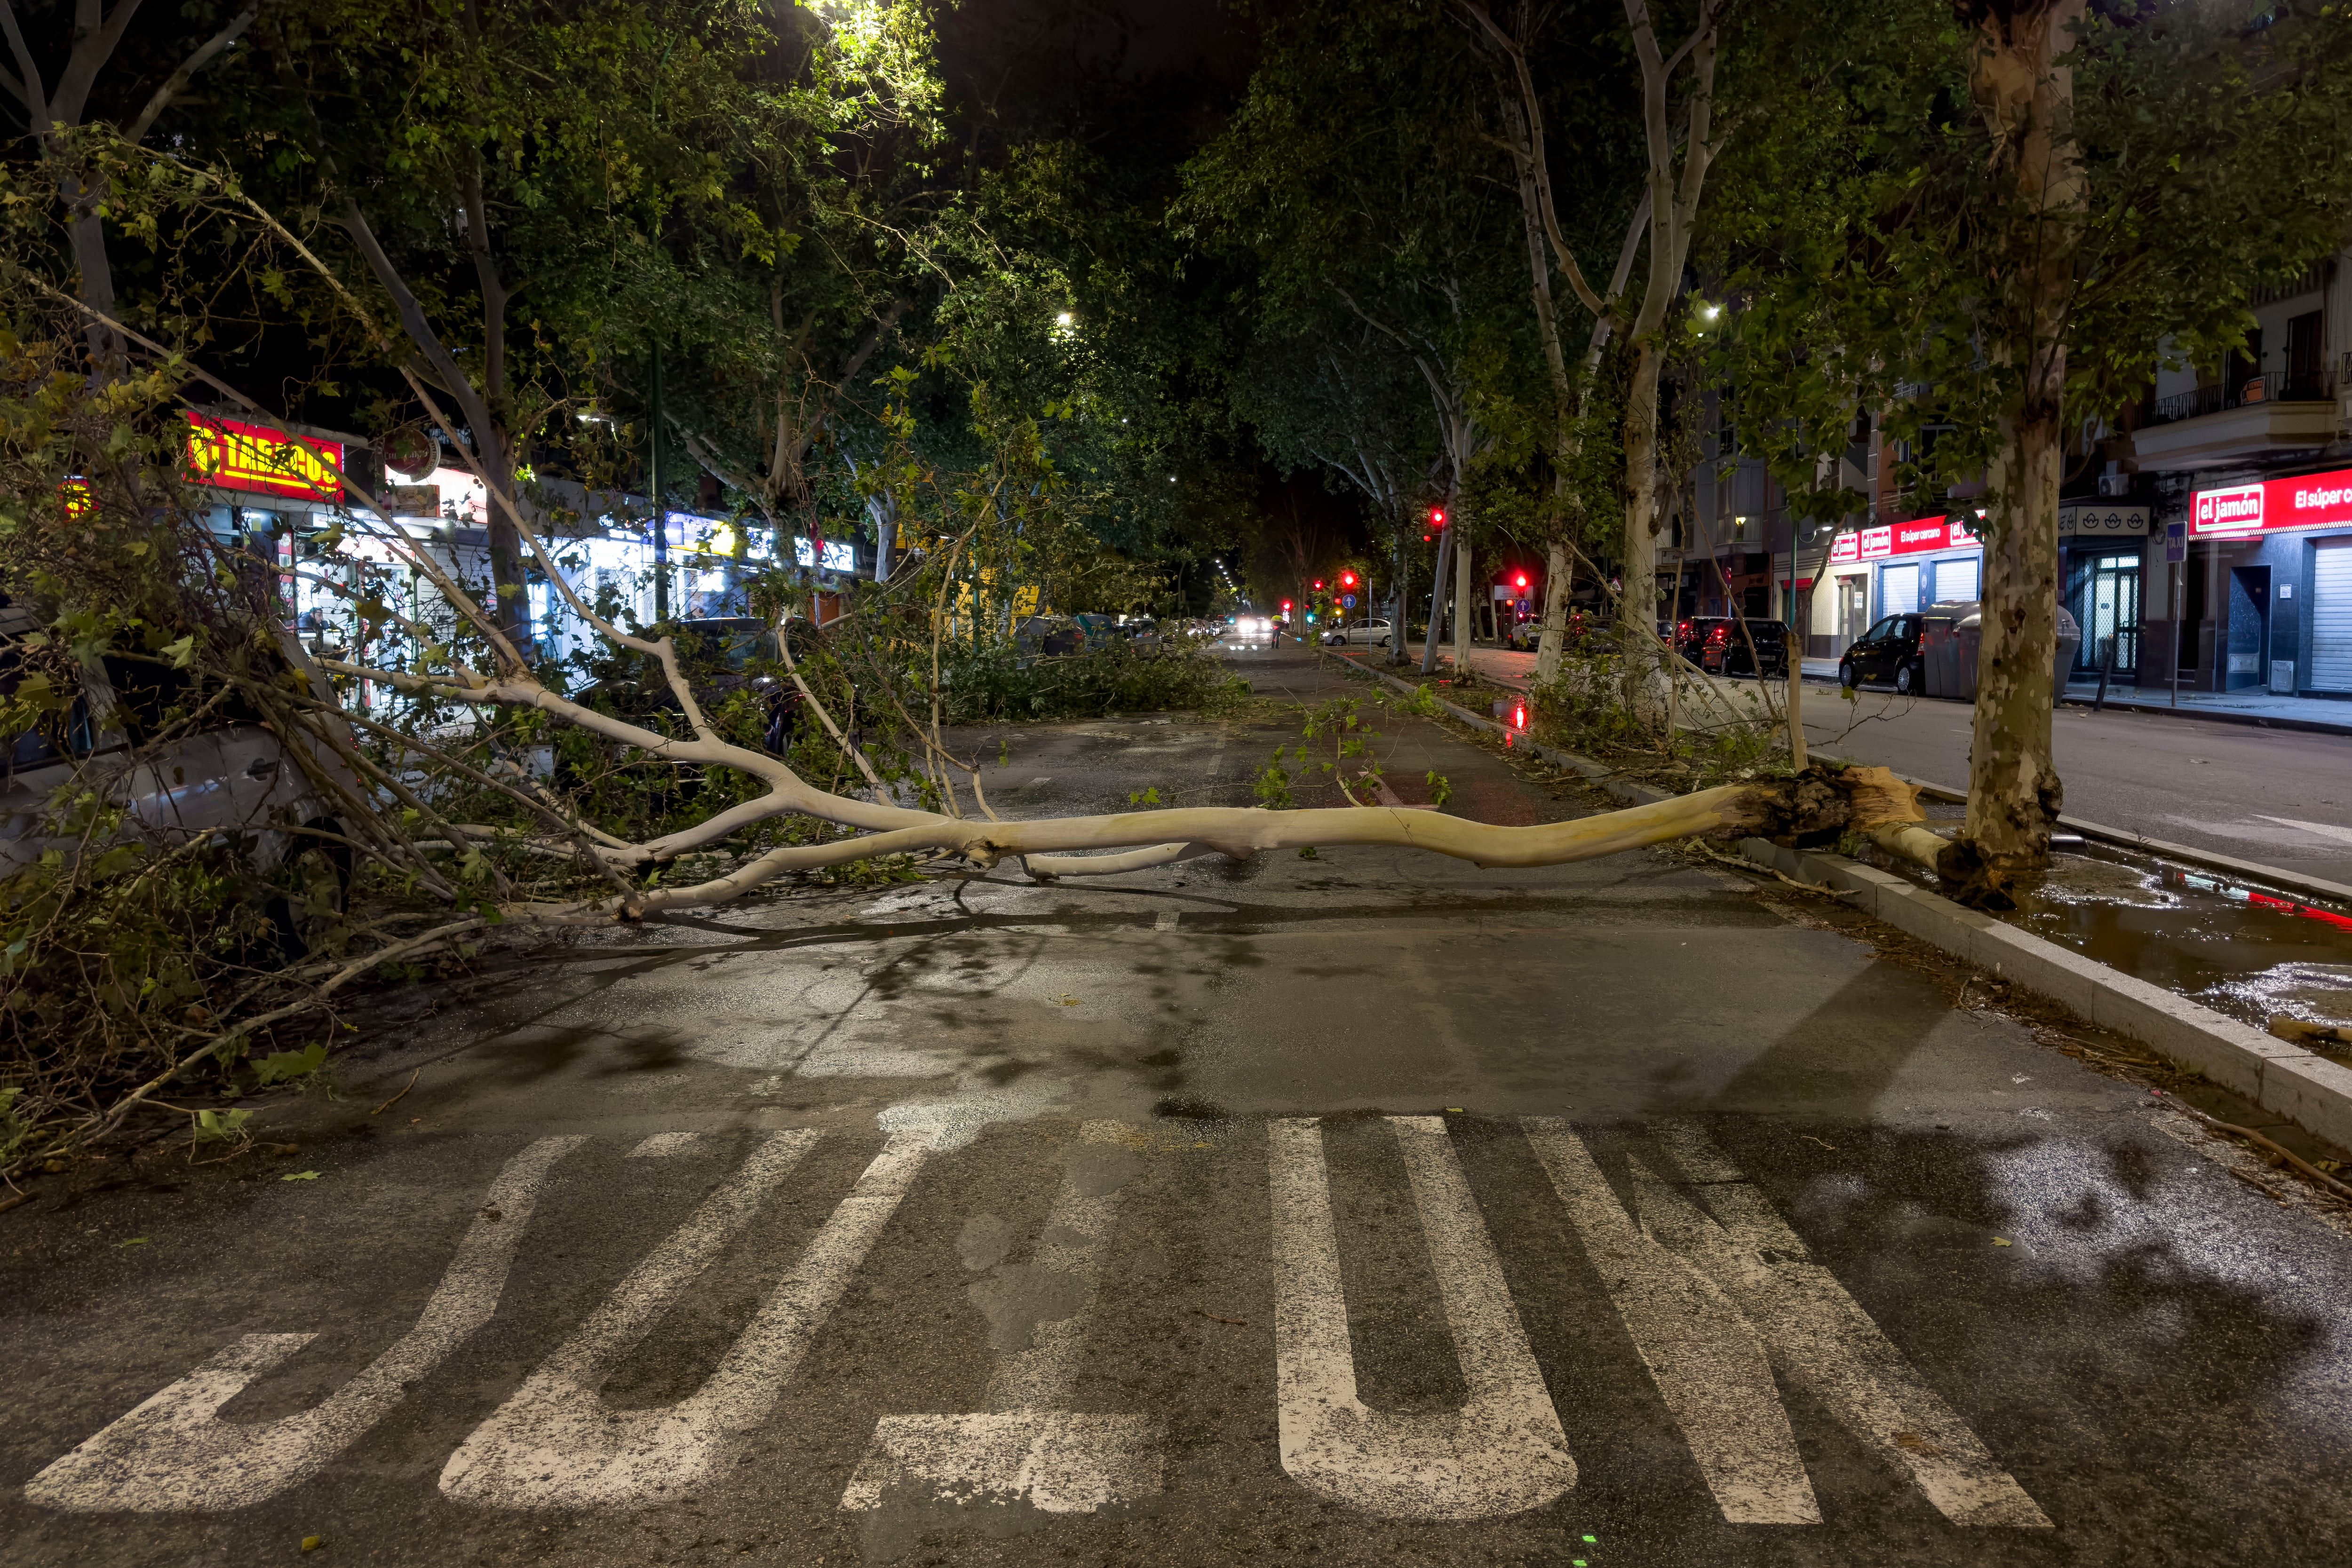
[1837,613,1925,693]
[572,616,811,754]
[1675,617,1789,678]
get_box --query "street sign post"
[2166,522,2187,707]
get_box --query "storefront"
[2059,502,2149,680]
[1823,513,1986,633]
[2187,467,2352,695]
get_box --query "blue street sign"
[2165,520,2187,563]
[1341,594,1357,609]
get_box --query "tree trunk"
[1420,520,1455,675]
[1534,541,1570,681]
[1454,539,1474,675]
[1953,0,2085,891]
[1620,335,1666,658]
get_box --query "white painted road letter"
[1270,1116,1573,1521]
[441,1129,927,1510]
[25,1135,587,1513]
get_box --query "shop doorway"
[1836,574,1868,650]
[2226,566,2270,690]
[2077,553,2142,674]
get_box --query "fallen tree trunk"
[513,763,1928,914]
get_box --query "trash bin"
[1920,602,1978,699]
[2052,607,2081,704]
[1915,600,2081,705]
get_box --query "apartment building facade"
[1661,252,2352,697]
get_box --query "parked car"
[0,601,361,956]
[1014,614,1086,657]
[1321,618,1395,648]
[1837,612,1928,693]
[571,616,810,753]
[1677,616,1790,678]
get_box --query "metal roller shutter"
[2316,543,2352,692]
[1935,555,1979,604]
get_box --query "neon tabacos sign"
[1826,514,1983,567]
[184,412,345,501]
[2190,467,2352,538]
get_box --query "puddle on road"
[1873,842,2352,1033]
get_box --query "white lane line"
[1154,910,1179,931]
[842,1122,1162,1514]
[1522,1118,1818,1524]
[1270,1116,1574,1522]
[1643,1123,2051,1528]
[627,1132,701,1158]
[25,1136,588,1513]
[442,1129,929,1510]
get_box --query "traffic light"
[1312,579,1324,590]
[1430,507,1447,528]
[1281,599,1293,613]
[1340,570,1357,589]
[1513,571,1529,591]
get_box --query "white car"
[2,603,362,954]
[1320,618,1394,648]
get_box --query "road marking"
[1154,910,1179,931]
[24,1136,587,1513]
[1523,1119,1818,1524]
[1640,1122,2050,1528]
[627,1132,701,1158]
[2257,814,2352,847]
[1270,1116,1574,1521]
[441,1130,928,1510]
[842,1122,1162,1515]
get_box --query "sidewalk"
[1800,654,2352,736]
[2057,680,2352,735]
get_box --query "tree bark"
[1420,516,1455,675]
[1953,0,2085,889]
[1535,540,1571,679]
[1620,335,1666,646]
[1454,538,1474,673]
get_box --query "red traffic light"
[1513,571,1529,590]
[1312,579,1324,590]
[1340,570,1357,588]
[1429,507,1447,528]
[1281,599,1293,611]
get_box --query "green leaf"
[281,1170,321,1182]
[193,1108,254,1142]
[160,634,196,668]
[252,1043,328,1085]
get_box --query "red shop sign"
[1826,514,1982,566]
[2190,467,2352,538]
[184,412,345,501]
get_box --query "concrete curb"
[1309,641,2352,1152]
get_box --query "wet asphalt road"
[1798,684,2352,888]
[6,643,2352,1568]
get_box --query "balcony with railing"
[2147,368,2336,426]
[2130,360,2344,468]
